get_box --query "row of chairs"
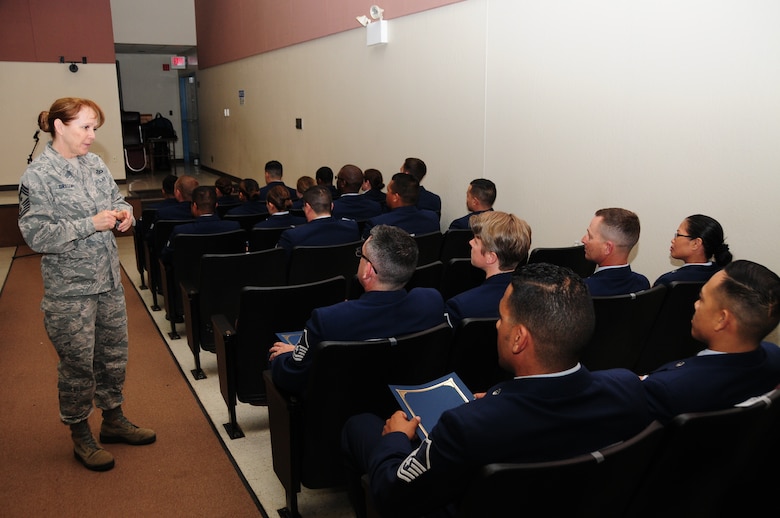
[582,280,706,374]
[454,385,780,517]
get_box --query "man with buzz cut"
[581,207,649,296]
[258,159,298,201]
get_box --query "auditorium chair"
[131,204,159,290]
[413,231,443,266]
[448,317,509,393]
[246,226,290,251]
[527,244,596,279]
[159,229,247,339]
[222,212,269,232]
[286,240,362,292]
[453,420,666,518]
[580,285,667,372]
[440,258,486,300]
[145,218,193,311]
[438,228,474,264]
[263,322,454,518]
[633,281,706,374]
[180,247,286,379]
[625,397,770,516]
[211,276,347,439]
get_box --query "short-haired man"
[341,263,652,517]
[361,173,440,239]
[332,164,383,221]
[445,211,531,328]
[641,259,780,423]
[448,178,497,230]
[155,175,199,221]
[401,157,441,215]
[277,185,361,257]
[269,224,448,394]
[316,165,340,200]
[258,160,298,201]
[160,186,241,263]
[581,207,649,296]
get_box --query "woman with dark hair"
[361,168,387,209]
[254,184,306,229]
[654,214,732,286]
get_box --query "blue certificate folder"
[390,372,474,441]
[276,331,302,346]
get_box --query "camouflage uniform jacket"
[18,142,132,297]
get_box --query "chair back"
[287,240,362,287]
[295,323,454,489]
[405,261,444,292]
[223,212,269,231]
[440,258,486,300]
[448,317,509,393]
[456,420,666,517]
[439,229,473,263]
[633,281,706,373]
[527,245,596,278]
[413,231,443,266]
[216,276,347,408]
[164,229,248,331]
[172,230,248,292]
[723,385,780,514]
[627,399,769,516]
[146,218,193,312]
[247,226,289,251]
[581,285,667,372]
[187,248,287,351]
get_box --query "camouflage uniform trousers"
[41,285,128,425]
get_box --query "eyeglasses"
[674,232,695,240]
[355,246,379,274]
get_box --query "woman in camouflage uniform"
[18,98,155,471]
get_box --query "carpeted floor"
[0,247,264,517]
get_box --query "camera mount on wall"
[60,56,87,73]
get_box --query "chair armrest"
[264,369,303,495]
[212,313,237,406]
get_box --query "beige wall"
[3,0,780,346]
[196,0,780,287]
[1,62,124,182]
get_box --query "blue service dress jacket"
[160,214,241,262]
[332,193,384,221]
[226,199,268,216]
[253,212,306,229]
[445,272,511,328]
[344,365,652,517]
[258,181,298,201]
[270,288,447,394]
[653,263,721,287]
[641,342,780,424]
[584,265,650,297]
[277,216,361,256]
[417,186,442,214]
[448,209,493,230]
[363,188,387,208]
[362,206,440,239]
[155,200,193,221]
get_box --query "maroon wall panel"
[0,0,115,64]
[194,0,465,68]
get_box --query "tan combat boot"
[70,420,115,471]
[100,406,156,445]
